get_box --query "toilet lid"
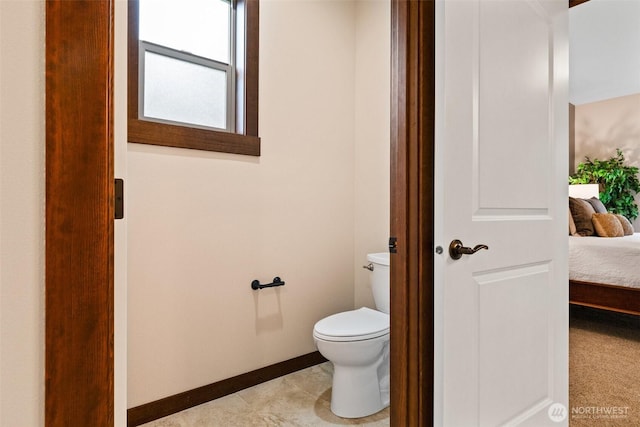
[313,307,389,342]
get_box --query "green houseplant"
[569,149,640,220]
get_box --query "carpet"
[570,306,640,426]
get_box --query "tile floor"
[141,362,390,427]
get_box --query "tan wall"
[354,0,390,308]
[574,93,640,229]
[0,1,45,425]
[115,0,129,423]
[128,0,390,407]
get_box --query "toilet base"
[330,363,389,418]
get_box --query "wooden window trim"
[127,0,260,156]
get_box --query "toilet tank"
[367,252,390,314]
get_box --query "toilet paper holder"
[251,277,285,290]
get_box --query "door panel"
[435,0,568,426]
[477,264,552,426]
[478,1,553,211]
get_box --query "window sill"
[128,119,260,156]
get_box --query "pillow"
[614,214,634,236]
[569,197,596,236]
[584,197,607,214]
[592,213,624,237]
[569,207,577,236]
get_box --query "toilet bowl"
[312,252,390,419]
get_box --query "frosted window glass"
[139,0,230,63]
[143,52,227,130]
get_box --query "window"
[128,0,260,155]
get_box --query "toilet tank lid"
[313,307,389,340]
[366,252,389,266]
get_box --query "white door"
[434,0,569,426]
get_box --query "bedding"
[614,214,635,235]
[569,208,577,236]
[569,233,640,288]
[591,213,624,237]
[569,197,596,236]
[584,196,608,214]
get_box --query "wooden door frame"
[45,1,114,425]
[390,1,435,425]
[44,0,433,425]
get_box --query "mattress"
[569,233,640,288]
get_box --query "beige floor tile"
[140,363,390,426]
[283,363,333,402]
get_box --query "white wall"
[127,0,392,407]
[574,93,640,229]
[0,1,45,425]
[569,0,640,105]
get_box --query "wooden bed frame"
[570,280,640,316]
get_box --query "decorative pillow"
[592,213,624,237]
[584,197,607,214]
[569,207,577,236]
[569,197,596,236]
[614,214,634,236]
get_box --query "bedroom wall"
[128,0,390,407]
[573,92,640,229]
[0,1,45,425]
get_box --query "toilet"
[313,252,390,418]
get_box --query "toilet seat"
[313,307,389,342]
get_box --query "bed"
[569,234,640,315]
[568,184,640,315]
